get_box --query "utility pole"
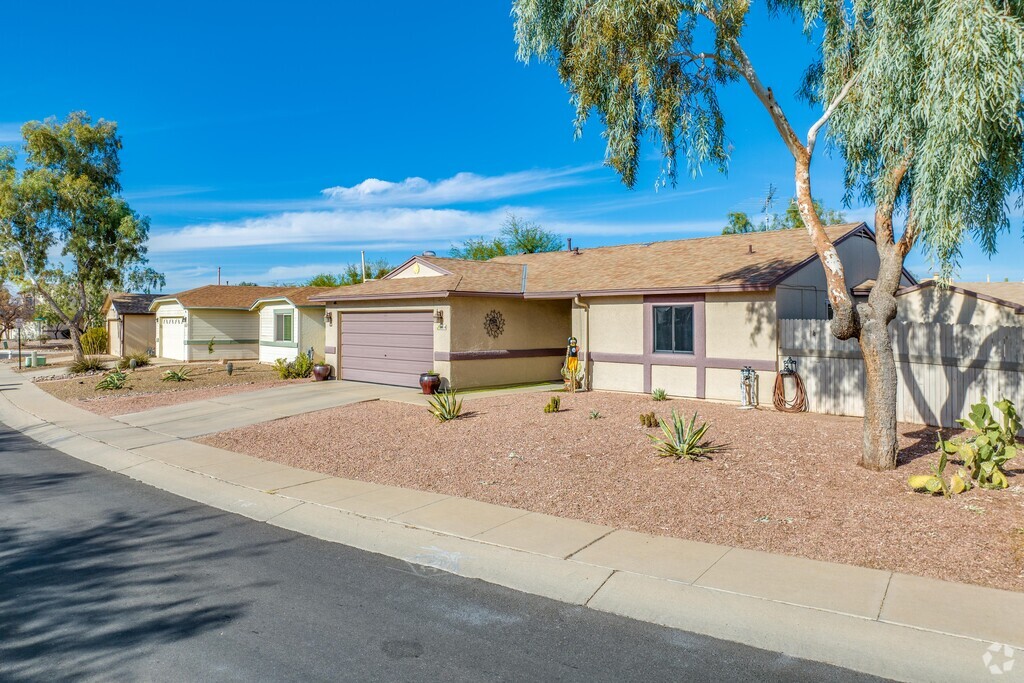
[15,317,23,370]
[360,251,367,283]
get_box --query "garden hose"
[773,370,807,413]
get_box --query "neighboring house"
[312,223,914,401]
[102,292,161,357]
[249,287,334,364]
[896,281,1024,326]
[150,285,285,361]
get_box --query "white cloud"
[321,166,598,206]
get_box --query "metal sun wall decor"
[483,309,505,339]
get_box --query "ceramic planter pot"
[312,364,332,381]
[419,372,441,395]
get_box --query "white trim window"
[274,311,294,343]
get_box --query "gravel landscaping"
[37,362,302,416]
[198,390,1024,592]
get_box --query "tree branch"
[807,73,858,155]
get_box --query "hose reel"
[773,356,807,413]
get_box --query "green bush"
[95,370,129,391]
[81,327,109,355]
[427,388,463,422]
[162,367,193,382]
[117,352,152,370]
[648,410,727,461]
[272,354,314,379]
[70,356,105,374]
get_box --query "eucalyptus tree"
[513,0,1024,470]
[0,113,159,360]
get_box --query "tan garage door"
[340,312,433,387]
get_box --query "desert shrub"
[427,388,463,422]
[70,356,105,374]
[924,397,1020,491]
[272,354,314,379]
[81,327,109,355]
[543,396,561,413]
[589,409,601,419]
[117,352,151,370]
[639,412,658,428]
[648,410,727,461]
[908,448,973,498]
[95,370,129,391]
[162,367,193,382]
[652,388,668,401]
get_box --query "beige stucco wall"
[705,291,777,361]
[389,260,447,279]
[448,296,570,389]
[650,365,697,397]
[705,367,777,404]
[897,288,1024,326]
[591,361,644,393]
[585,297,644,355]
[299,308,326,359]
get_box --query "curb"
[1,367,1020,683]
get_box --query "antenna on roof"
[361,251,367,283]
[217,267,221,286]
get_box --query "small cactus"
[640,412,658,428]
[543,396,561,413]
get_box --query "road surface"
[0,425,886,682]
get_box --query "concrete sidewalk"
[0,366,1020,682]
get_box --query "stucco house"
[312,223,914,402]
[250,287,333,364]
[896,281,1024,326]
[102,292,161,357]
[150,285,287,362]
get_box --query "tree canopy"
[450,213,562,260]
[723,184,846,234]
[305,258,393,287]
[0,112,159,359]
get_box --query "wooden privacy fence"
[778,319,1024,428]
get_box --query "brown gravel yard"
[198,390,1024,591]
[37,362,301,416]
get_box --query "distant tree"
[450,213,562,260]
[0,286,31,341]
[341,258,392,284]
[723,185,846,235]
[0,113,160,360]
[235,281,260,286]
[306,273,343,287]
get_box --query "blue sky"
[2,1,1021,290]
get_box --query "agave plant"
[648,410,726,461]
[427,388,463,422]
[95,371,129,391]
[651,388,668,401]
[162,367,193,383]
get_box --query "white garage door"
[340,312,434,387]
[159,317,187,361]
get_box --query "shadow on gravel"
[0,447,281,683]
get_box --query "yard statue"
[561,336,585,393]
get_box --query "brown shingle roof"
[250,287,336,308]
[496,223,867,295]
[101,292,162,316]
[312,223,868,302]
[154,285,306,310]
[898,281,1024,313]
[312,257,525,301]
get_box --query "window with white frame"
[274,311,294,342]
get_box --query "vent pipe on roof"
[748,244,754,254]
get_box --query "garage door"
[159,317,187,361]
[340,312,433,387]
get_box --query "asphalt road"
[0,425,888,682]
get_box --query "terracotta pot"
[312,364,332,381]
[419,372,441,395]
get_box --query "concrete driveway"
[112,381,418,438]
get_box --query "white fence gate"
[779,319,1024,427]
